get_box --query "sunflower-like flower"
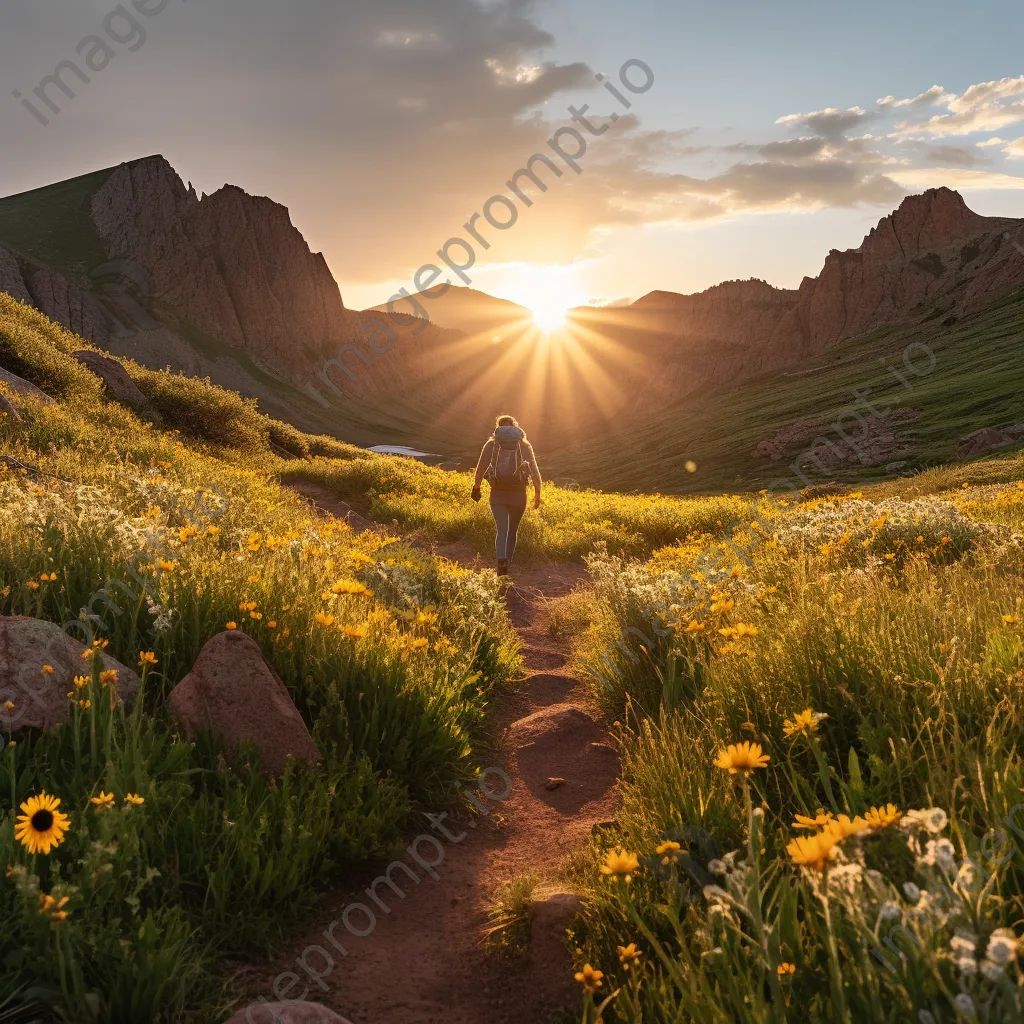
[782,708,827,738]
[863,803,900,831]
[828,814,871,840]
[713,741,770,775]
[15,792,70,855]
[777,962,796,977]
[786,829,838,870]
[600,847,640,883]
[792,810,835,831]
[574,963,604,993]
[89,791,115,809]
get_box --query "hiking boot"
[497,558,509,576]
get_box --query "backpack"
[488,426,529,485]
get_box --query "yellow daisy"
[14,792,70,855]
[713,741,770,775]
[863,803,900,830]
[600,847,640,883]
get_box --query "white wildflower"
[981,960,1004,981]
[954,993,976,1018]
[878,902,902,923]
[950,931,977,956]
[903,881,921,903]
[985,929,1018,966]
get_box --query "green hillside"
[0,166,116,281]
[546,286,1024,494]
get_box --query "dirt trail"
[258,483,619,1024]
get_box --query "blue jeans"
[490,492,527,560]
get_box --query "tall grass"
[0,315,520,1021]
[566,483,1024,1022]
[282,457,753,561]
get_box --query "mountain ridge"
[2,159,1024,462]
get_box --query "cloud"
[894,76,1024,137]
[775,106,872,140]
[919,144,992,168]
[877,85,953,109]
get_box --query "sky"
[3,0,1024,313]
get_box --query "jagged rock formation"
[762,187,1018,367]
[619,188,1024,398]
[3,161,1024,455]
[90,157,360,372]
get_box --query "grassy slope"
[0,170,474,462]
[555,463,1024,1023]
[0,166,115,281]
[0,296,520,1022]
[546,286,1024,495]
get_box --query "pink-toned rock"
[0,617,139,732]
[956,427,1017,460]
[169,631,319,774]
[223,1002,353,1024]
[71,350,159,419]
[0,392,21,422]
[0,367,53,404]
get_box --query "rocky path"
[244,484,619,1024]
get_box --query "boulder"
[0,367,53,404]
[0,392,21,422]
[71,350,160,420]
[956,427,1016,460]
[0,617,139,732]
[224,1002,353,1024]
[169,631,319,774]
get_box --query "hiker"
[471,415,542,576]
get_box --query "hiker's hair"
[495,414,518,427]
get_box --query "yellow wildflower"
[600,848,640,883]
[713,741,770,775]
[863,804,901,830]
[574,964,603,993]
[782,708,827,738]
[14,793,70,855]
[786,830,838,870]
[793,810,835,831]
[617,943,642,969]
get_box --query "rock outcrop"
[169,630,320,774]
[0,617,139,732]
[90,157,359,374]
[71,350,160,420]
[620,188,1024,401]
[956,424,1024,460]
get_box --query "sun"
[531,299,570,333]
